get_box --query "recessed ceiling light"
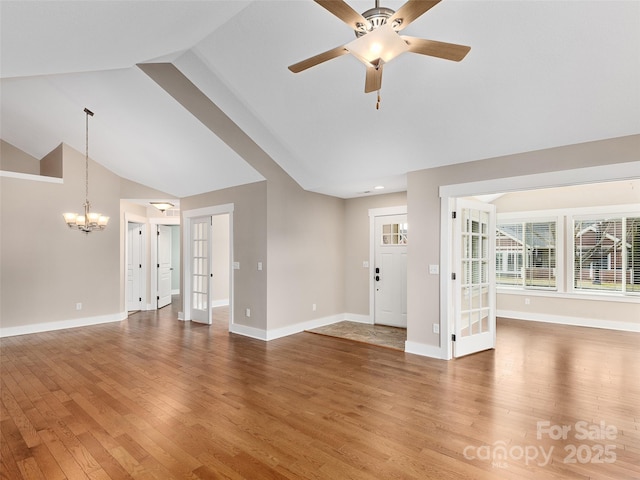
[374,185,385,190]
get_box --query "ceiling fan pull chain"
[376,90,381,110]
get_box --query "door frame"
[124,213,148,311]
[182,203,234,329]
[438,161,640,360]
[369,205,408,325]
[150,216,180,309]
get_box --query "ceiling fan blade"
[364,62,383,93]
[288,45,349,73]
[388,0,441,31]
[402,36,470,61]
[314,0,369,31]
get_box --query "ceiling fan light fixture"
[345,23,409,66]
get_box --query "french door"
[453,198,496,357]
[191,216,212,324]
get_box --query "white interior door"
[127,222,144,311]
[157,225,172,309]
[191,217,212,324]
[453,198,496,357]
[374,214,408,327]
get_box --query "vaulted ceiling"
[2,1,639,199]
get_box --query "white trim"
[440,197,454,360]
[229,313,351,342]
[439,161,640,198]
[405,341,446,359]
[265,314,346,341]
[344,313,373,324]
[0,170,63,183]
[0,312,127,338]
[498,310,640,333]
[149,216,180,225]
[230,323,267,341]
[498,288,640,303]
[368,205,407,328]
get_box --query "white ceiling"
[2,0,639,199]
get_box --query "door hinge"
[139,264,142,269]
[452,334,456,342]
[157,295,160,301]
[157,230,160,236]
[139,230,142,235]
[157,264,160,268]
[451,272,456,280]
[452,211,457,219]
[139,297,142,302]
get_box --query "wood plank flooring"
[1,301,639,479]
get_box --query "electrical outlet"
[312,304,317,311]
[245,308,251,317]
[257,262,263,271]
[525,298,531,305]
[433,323,439,334]
[76,303,82,311]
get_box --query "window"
[496,221,556,289]
[573,216,640,294]
[382,222,407,245]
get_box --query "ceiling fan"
[288,0,470,104]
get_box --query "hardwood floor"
[2,302,639,479]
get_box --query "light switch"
[429,264,439,275]
[257,262,263,271]
[233,262,240,270]
[363,261,369,268]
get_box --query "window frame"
[496,214,561,291]
[570,213,640,297]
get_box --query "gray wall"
[1,144,121,329]
[344,192,407,316]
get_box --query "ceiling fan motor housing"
[355,7,399,37]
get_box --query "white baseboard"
[0,311,128,338]
[230,313,349,342]
[344,313,373,324]
[498,310,640,333]
[404,341,447,359]
[230,323,267,340]
[212,299,230,307]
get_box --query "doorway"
[370,206,408,329]
[182,204,234,329]
[126,221,145,312]
[150,217,180,310]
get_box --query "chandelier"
[62,108,109,233]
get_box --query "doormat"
[306,321,406,351]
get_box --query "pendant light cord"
[84,108,94,204]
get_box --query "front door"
[453,198,496,357]
[374,214,408,327]
[191,216,212,324]
[157,225,172,309]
